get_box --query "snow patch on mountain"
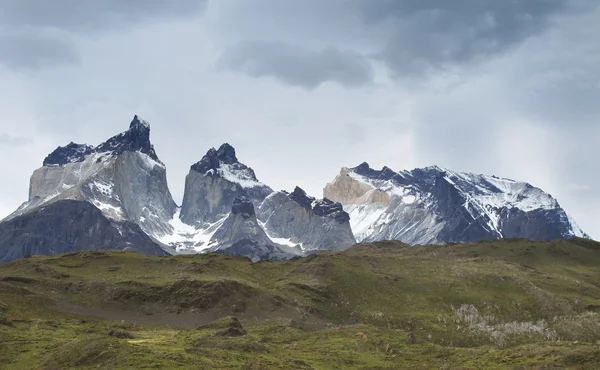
[138,151,165,170]
[218,163,264,188]
[345,204,387,242]
[156,209,227,253]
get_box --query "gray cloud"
[0,0,206,33]
[0,133,31,147]
[0,34,78,70]
[0,0,206,70]
[218,41,373,89]
[359,0,571,76]
[212,0,577,83]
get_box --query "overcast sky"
[0,0,598,239]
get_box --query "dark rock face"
[42,115,159,167]
[288,187,349,224]
[190,143,250,177]
[0,200,167,263]
[288,187,313,211]
[312,199,350,224]
[432,175,499,243]
[43,143,94,166]
[231,197,255,218]
[499,208,575,240]
[95,115,159,161]
[353,162,398,182]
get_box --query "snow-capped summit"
[1,115,177,262]
[325,163,588,245]
[190,143,262,188]
[43,115,161,167]
[95,115,160,162]
[10,114,176,238]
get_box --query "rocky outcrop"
[175,146,355,257]
[180,144,272,226]
[205,197,299,261]
[0,200,167,262]
[5,115,178,248]
[325,163,588,245]
[258,187,356,251]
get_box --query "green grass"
[1,238,600,368]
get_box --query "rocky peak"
[216,143,238,164]
[42,115,160,167]
[190,143,259,183]
[95,115,159,161]
[231,196,255,219]
[353,162,398,182]
[191,143,240,173]
[289,186,313,211]
[43,142,94,166]
[129,115,150,131]
[313,198,350,224]
[288,186,349,224]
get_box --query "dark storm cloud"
[356,0,571,76]
[0,0,206,33]
[0,34,78,70]
[218,41,373,89]
[215,0,576,84]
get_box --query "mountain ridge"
[0,115,589,263]
[324,162,587,245]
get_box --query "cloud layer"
[218,42,373,88]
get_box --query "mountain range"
[0,116,588,262]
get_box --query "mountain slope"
[257,187,356,251]
[0,200,166,262]
[163,144,355,258]
[324,163,587,244]
[6,115,178,245]
[205,196,301,261]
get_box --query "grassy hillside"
[1,238,600,369]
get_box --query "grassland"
[1,238,600,369]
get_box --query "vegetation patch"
[0,238,599,369]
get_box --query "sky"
[0,0,598,239]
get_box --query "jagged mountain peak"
[96,114,159,162]
[43,142,94,166]
[288,186,311,209]
[191,143,240,172]
[286,186,349,224]
[42,115,160,167]
[216,143,238,163]
[130,115,150,131]
[190,143,261,187]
